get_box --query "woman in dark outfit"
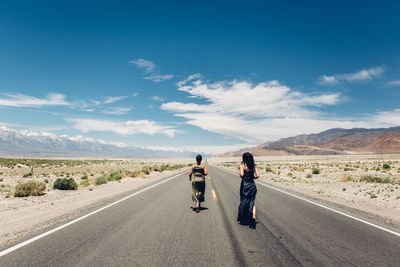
[189,155,208,212]
[237,152,259,228]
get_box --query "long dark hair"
[242,152,255,171]
[196,154,202,165]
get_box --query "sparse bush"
[23,172,33,178]
[95,176,108,185]
[383,177,392,184]
[14,180,46,197]
[80,180,90,187]
[53,178,78,190]
[382,163,391,170]
[81,174,88,180]
[306,173,312,178]
[265,166,272,172]
[370,193,378,199]
[44,178,49,183]
[0,177,3,182]
[108,171,122,182]
[141,167,150,175]
[339,175,353,182]
[312,168,320,175]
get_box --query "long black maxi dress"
[237,170,257,224]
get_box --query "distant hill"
[0,127,196,158]
[215,126,400,156]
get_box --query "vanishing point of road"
[1,165,399,266]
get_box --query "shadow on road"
[190,206,209,212]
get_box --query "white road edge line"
[217,166,400,238]
[0,170,188,257]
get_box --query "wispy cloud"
[387,80,400,87]
[0,93,70,107]
[320,66,385,84]
[162,75,345,142]
[150,96,165,102]
[103,96,128,104]
[101,107,132,115]
[68,118,177,137]
[130,58,174,83]
[144,74,174,82]
[129,58,155,73]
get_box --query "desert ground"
[0,158,192,248]
[209,153,400,228]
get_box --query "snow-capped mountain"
[0,126,196,158]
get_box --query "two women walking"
[189,152,258,229]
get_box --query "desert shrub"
[125,170,139,178]
[382,163,391,170]
[80,180,90,187]
[265,166,272,172]
[14,180,46,197]
[44,178,49,183]
[343,168,353,171]
[53,178,78,190]
[312,168,320,174]
[339,175,353,182]
[360,175,383,183]
[0,177,3,182]
[370,193,378,199]
[108,171,122,181]
[141,167,150,175]
[81,174,88,180]
[23,172,33,178]
[383,177,392,184]
[306,173,312,178]
[95,176,108,185]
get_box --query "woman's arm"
[254,165,260,179]
[189,165,194,180]
[203,165,208,175]
[239,162,245,178]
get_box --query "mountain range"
[216,126,400,156]
[0,127,195,158]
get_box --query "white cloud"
[161,76,345,142]
[370,109,400,126]
[68,118,177,137]
[387,80,400,87]
[144,74,174,82]
[103,96,128,104]
[101,107,132,115]
[319,75,338,84]
[0,93,70,107]
[150,96,165,102]
[320,66,385,84]
[129,59,155,73]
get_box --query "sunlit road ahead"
[1,165,399,266]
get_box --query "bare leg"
[196,201,199,212]
[252,205,256,219]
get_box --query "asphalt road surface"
[1,165,399,266]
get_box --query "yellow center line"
[212,189,218,201]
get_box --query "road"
[1,165,399,266]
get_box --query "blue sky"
[0,0,400,153]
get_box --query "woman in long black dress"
[237,152,259,228]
